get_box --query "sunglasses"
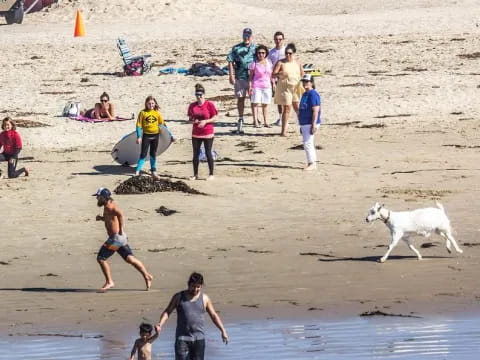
[257,51,266,55]
[101,99,108,102]
[195,93,204,97]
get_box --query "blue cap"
[92,187,111,198]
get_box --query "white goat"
[365,202,463,263]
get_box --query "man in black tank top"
[157,272,228,360]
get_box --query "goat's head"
[365,202,384,223]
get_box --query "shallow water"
[1,315,480,359]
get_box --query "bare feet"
[24,168,30,177]
[145,274,153,291]
[98,282,115,292]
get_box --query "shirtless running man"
[93,187,153,292]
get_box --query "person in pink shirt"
[248,45,273,128]
[187,84,218,180]
[0,117,29,179]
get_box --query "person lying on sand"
[93,187,153,292]
[82,92,115,120]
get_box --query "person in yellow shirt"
[135,96,165,178]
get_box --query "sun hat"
[301,74,313,82]
[92,187,111,198]
[242,28,253,38]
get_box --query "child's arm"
[157,111,165,126]
[148,325,160,343]
[129,339,138,360]
[13,131,22,156]
[136,112,143,144]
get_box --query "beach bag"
[198,147,220,161]
[124,59,145,76]
[63,102,81,117]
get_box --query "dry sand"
[1,0,480,334]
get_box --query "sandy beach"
[1,0,480,336]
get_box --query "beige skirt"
[274,80,304,105]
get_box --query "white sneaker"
[207,175,215,181]
[274,119,281,126]
[135,171,140,176]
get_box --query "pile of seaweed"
[114,176,205,195]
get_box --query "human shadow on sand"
[215,131,279,137]
[72,164,134,176]
[0,287,144,293]
[165,158,301,170]
[166,119,235,127]
[216,161,303,170]
[318,255,452,262]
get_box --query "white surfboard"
[111,125,173,166]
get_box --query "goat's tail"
[435,201,445,212]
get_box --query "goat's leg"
[380,231,402,263]
[405,238,422,260]
[442,229,463,254]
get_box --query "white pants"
[300,124,319,164]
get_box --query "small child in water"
[129,322,160,360]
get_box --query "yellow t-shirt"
[136,109,165,135]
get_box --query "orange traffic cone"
[74,10,85,37]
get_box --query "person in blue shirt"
[298,74,321,171]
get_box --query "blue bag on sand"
[198,147,220,161]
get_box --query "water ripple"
[1,316,479,359]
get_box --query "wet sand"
[1,0,480,336]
